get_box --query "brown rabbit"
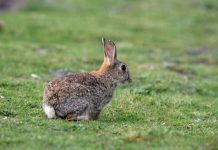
[42,38,131,121]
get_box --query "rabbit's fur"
[43,38,131,121]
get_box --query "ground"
[0,0,218,149]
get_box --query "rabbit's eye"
[121,64,126,71]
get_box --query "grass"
[0,0,218,149]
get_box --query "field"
[0,0,218,149]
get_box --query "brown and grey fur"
[43,38,131,121]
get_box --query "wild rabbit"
[43,38,131,121]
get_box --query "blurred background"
[0,0,218,76]
[0,0,218,149]
[0,0,218,84]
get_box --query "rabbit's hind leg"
[65,113,90,121]
[63,98,91,121]
[76,115,90,121]
[76,105,91,121]
[66,113,77,121]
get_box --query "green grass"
[1,0,218,149]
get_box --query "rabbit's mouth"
[117,79,131,85]
[126,77,132,83]
[120,77,132,84]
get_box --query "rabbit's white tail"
[43,104,56,119]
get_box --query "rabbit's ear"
[102,37,117,65]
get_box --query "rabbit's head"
[97,38,132,84]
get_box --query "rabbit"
[42,38,132,121]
